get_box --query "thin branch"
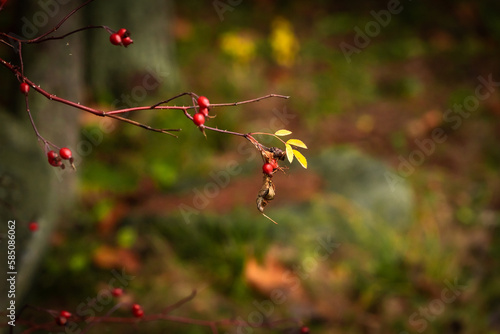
[107,114,180,137]
[161,290,197,314]
[150,92,196,109]
[34,25,108,43]
[210,94,289,108]
[32,0,98,42]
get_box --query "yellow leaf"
[275,129,292,136]
[286,139,307,149]
[292,149,307,169]
[285,143,293,163]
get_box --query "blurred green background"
[2,0,500,333]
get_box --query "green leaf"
[286,139,308,149]
[285,143,294,163]
[293,149,307,169]
[275,129,292,136]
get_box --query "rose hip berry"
[59,147,72,160]
[20,82,30,94]
[122,36,133,47]
[300,326,310,334]
[29,222,38,232]
[131,303,144,318]
[117,28,128,37]
[60,310,72,318]
[133,308,144,318]
[47,150,57,159]
[197,96,210,109]
[47,151,62,167]
[199,107,209,117]
[270,159,279,169]
[193,113,205,126]
[262,163,274,175]
[110,33,122,45]
[111,288,123,297]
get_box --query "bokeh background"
[1,0,500,333]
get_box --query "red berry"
[262,163,274,175]
[47,150,58,159]
[300,326,310,334]
[197,96,210,109]
[117,28,128,37]
[199,107,209,117]
[48,156,62,167]
[29,222,38,232]
[122,36,133,47]
[110,33,122,45]
[193,113,205,126]
[59,147,72,160]
[131,304,141,312]
[270,159,278,169]
[60,310,72,319]
[55,316,67,326]
[133,308,144,318]
[20,82,30,94]
[111,288,123,297]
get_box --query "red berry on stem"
[270,159,278,169]
[122,36,133,47]
[197,96,210,109]
[300,326,310,334]
[262,163,274,175]
[133,308,144,318]
[29,222,38,232]
[59,147,72,160]
[117,28,127,37]
[47,150,57,159]
[131,304,141,312]
[48,156,62,167]
[60,310,72,319]
[111,288,123,297]
[199,107,209,117]
[20,82,30,94]
[110,33,122,45]
[193,113,205,126]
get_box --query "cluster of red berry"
[55,310,72,326]
[47,148,73,169]
[131,303,144,318]
[109,28,133,47]
[262,158,279,176]
[193,95,210,127]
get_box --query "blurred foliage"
[19,0,500,333]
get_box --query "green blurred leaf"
[117,227,137,248]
